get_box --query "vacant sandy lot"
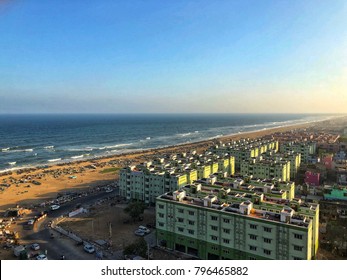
[59,203,156,250]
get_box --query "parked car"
[27,219,35,225]
[138,226,150,234]
[50,205,60,211]
[31,243,40,251]
[83,244,95,253]
[134,229,145,237]
[36,254,48,260]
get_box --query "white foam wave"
[44,146,54,149]
[178,133,192,137]
[48,158,62,162]
[67,147,94,152]
[71,155,84,159]
[104,143,133,149]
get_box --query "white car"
[134,229,145,237]
[138,226,150,234]
[50,205,60,211]
[27,219,35,225]
[84,244,95,253]
[36,254,48,260]
[31,243,40,251]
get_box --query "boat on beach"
[8,162,16,165]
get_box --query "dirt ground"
[59,203,156,250]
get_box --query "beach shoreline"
[0,115,336,175]
[0,116,342,210]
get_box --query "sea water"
[0,113,333,171]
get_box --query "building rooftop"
[158,189,314,228]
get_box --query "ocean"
[0,113,332,172]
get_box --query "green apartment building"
[262,151,301,180]
[119,153,235,204]
[208,139,279,170]
[156,184,319,260]
[280,141,316,163]
[240,158,291,181]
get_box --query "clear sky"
[0,0,346,114]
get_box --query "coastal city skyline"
[1,1,347,272]
[1,0,346,114]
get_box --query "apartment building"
[240,158,291,181]
[280,141,316,163]
[208,139,279,170]
[119,153,235,204]
[156,183,319,260]
[263,151,301,180]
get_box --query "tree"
[123,237,148,258]
[124,200,146,222]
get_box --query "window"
[178,208,184,213]
[294,233,303,240]
[188,210,195,216]
[249,234,257,240]
[158,213,164,218]
[294,245,303,251]
[250,224,257,230]
[223,218,230,223]
[223,238,230,244]
[211,246,218,251]
[249,245,257,251]
[264,227,272,233]
[188,229,195,235]
[158,204,164,209]
[264,249,271,255]
[211,215,218,221]
[223,228,230,234]
[177,218,184,223]
[211,225,218,231]
[158,222,164,227]
[178,227,184,232]
[293,257,302,260]
[223,249,230,254]
[211,235,218,241]
[264,238,272,244]
[188,220,195,225]
[249,257,257,260]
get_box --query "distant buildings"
[323,185,347,201]
[240,158,291,181]
[280,142,316,163]
[208,139,279,169]
[305,171,320,187]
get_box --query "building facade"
[156,184,319,260]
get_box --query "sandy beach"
[0,119,339,211]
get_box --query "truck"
[13,245,27,258]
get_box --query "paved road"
[20,188,119,260]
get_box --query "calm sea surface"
[0,114,331,171]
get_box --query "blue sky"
[0,0,346,113]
